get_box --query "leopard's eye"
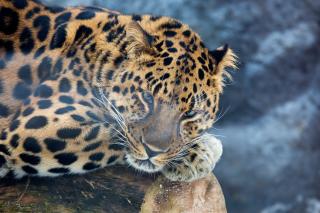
[184,110,197,118]
[142,91,154,104]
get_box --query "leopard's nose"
[142,143,163,158]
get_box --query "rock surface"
[29,0,320,212]
[141,175,226,213]
[0,167,226,213]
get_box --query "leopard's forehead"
[125,18,218,108]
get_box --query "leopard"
[0,0,237,182]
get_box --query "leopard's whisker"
[98,87,126,123]
[213,105,230,125]
[94,95,124,125]
[111,127,127,141]
[93,84,127,129]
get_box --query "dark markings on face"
[106,70,114,80]
[22,107,34,116]
[163,57,173,66]
[131,14,142,22]
[0,7,19,35]
[84,126,101,142]
[25,7,40,19]
[34,45,46,59]
[193,83,197,93]
[54,152,78,165]
[163,30,177,37]
[107,155,118,164]
[107,26,125,43]
[44,138,66,153]
[33,15,50,42]
[168,47,177,53]
[159,21,182,30]
[0,144,10,155]
[20,153,40,165]
[0,39,14,63]
[53,58,63,75]
[10,134,20,148]
[12,82,32,100]
[23,137,42,153]
[198,68,205,80]
[153,83,162,96]
[150,16,161,21]
[83,162,100,170]
[165,40,174,47]
[18,65,33,85]
[77,80,88,96]
[70,114,85,122]
[19,27,34,55]
[0,155,6,167]
[22,165,38,174]
[161,52,169,58]
[160,73,170,81]
[12,0,28,9]
[76,11,95,20]
[89,152,104,161]
[197,56,206,65]
[78,100,93,108]
[155,40,164,52]
[183,30,191,37]
[55,12,72,29]
[12,109,21,120]
[23,98,31,105]
[122,88,128,96]
[55,106,76,114]
[86,111,101,121]
[0,131,7,140]
[59,78,71,93]
[34,84,53,98]
[50,23,67,49]
[59,95,74,104]
[0,104,9,118]
[37,56,52,82]
[57,128,81,139]
[9,119,20,131]
[82,141,102,152]
[112,86,120,93]
[108,144,123,151]
[103,16,119,32]
[48,167,70,174]
[74,25,93,44]
[25,116,48,129]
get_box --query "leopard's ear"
[209,44,238,91]
[125,21,155,57]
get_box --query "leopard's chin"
[126,154,164,173]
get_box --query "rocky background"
[43,0,320,212]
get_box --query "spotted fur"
[0,0,237,181]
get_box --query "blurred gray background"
[43,0,320,212]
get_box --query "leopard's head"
[89,15,237,181]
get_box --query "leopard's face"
[95,18,237,180]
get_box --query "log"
[0,166,226,213]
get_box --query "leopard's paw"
[162,134,222,182]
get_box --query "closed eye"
[183,110,197,118]
[142,91,154,105]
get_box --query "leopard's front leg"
[162,133,223,182]
[0,78,125,178]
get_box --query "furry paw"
[162,133,223,182]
